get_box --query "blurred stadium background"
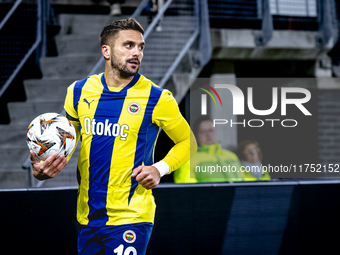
[1,0,340,254]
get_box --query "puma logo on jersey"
[83,98,94,109]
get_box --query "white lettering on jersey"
[83,118,129,140]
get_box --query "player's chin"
[123,68,138,78]
[120,70,138,79]
[129,67,139,74]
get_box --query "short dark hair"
[100,18,144,46]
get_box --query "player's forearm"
[160,120,197,173]
[162,136,196,173]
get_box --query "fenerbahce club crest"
[127,102,141,115]
[123,230,136,243]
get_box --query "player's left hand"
[131,165,161,190]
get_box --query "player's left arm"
[31,82,80,180]
[131,90,197,189]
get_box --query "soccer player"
[30,18,196,254]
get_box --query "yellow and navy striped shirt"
[64,72,195,226]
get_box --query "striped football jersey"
[64,72,192,226]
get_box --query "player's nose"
[132,46,141,57]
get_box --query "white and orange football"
[26,112,76,161]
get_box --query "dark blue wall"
[1,182,340,255]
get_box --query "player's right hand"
[131,165,161,190]
[30,150,68,181]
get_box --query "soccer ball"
[26,112,76,161]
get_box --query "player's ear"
[101,45,110,60]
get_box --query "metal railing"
[269,0,317,17]
[0,0,49,98]
[157,0,200,88]
[0,0,22,31]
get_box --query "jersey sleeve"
[152,90,197,173]
[64,82,81,161]
[152,90,182,130]
[64,82,78,120]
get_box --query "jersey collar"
[101,72,141,92]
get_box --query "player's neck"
[105,65,134,88]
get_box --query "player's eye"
[125,43,132,48]
[139,45,144,51]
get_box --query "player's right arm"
[31,82,80,180]
[31,151,68,180]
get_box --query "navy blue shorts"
[77,223,153,255]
